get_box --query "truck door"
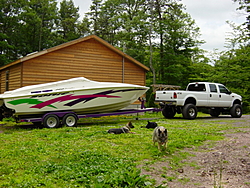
[208,84,220,107]
[187,83,209,106]
[218,85,232,107]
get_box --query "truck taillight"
[173,92,177,98]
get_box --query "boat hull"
[3,86,148,116]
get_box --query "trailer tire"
[62,114,78,127]
[162,106,176,118]
[230,104,242,118]
[182,104,197,120]
[43,114,60,128]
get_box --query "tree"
[0,0,24,64]
[18,0,58,53]
[86,0,204,87]
[77,16,91,37]
[0,0,87,64]
[58,0,80,41]
[86,0,104,36]
[187,52,214,83]
[208,20,250,111]
[86,0,150,62]
[233,0,250,34]
[0,33,13,66]
[150,0,204,85]
[209,46,250,110]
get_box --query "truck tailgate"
[155,91,175,101]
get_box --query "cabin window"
[5,70,9,91]
[209,84,217,92]
[187,83,206,92]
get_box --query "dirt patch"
[140,115,250,188]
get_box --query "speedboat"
[0,77,149,117]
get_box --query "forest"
[0,0,249,112]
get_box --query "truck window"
[187,84,206,92]
[209,84,217,92]
[218,85,229,93]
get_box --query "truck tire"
[209,108,220,117]
[43,114,60,128]
[62,113,78,127]
[230,104,242,118]
[182,104,197,120]
[162,105,176,119]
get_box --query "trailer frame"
[19,108,162,128]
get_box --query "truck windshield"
[187,84,206,92]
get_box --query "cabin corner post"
[21,63,23,87]
[122,56,125,83]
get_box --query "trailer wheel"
[182,104,197,120]
[230,104,242,118]
[43,114,60,128]
[62,114,78,127]
[162,106,176,118]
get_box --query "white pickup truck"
[155,82,242,119]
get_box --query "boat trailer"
[18,108,162,128]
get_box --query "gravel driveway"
[140,115,250,188]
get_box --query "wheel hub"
[189,108,195,116]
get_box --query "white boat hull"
[0,77,148,116]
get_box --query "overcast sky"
[58,0,246,52]
[182,0,245,52]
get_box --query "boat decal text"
[31,92,69,98]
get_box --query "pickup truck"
[155,82,242,119]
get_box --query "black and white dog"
[152,126,168,151]
[107,121,134,134]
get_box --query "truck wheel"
[230,104,242,118]
[62,114,78,127]
[182,104,197,120]
[43,114,60,128]
[209,108,220,117]
[162,106,176,118]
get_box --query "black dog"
[107,121,134,134]
[141,121,158,129]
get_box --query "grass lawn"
[0,112,239,187]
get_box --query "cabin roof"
[0,35,149,71]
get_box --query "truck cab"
[187,82,241,108]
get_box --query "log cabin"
[0,35,149,95]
